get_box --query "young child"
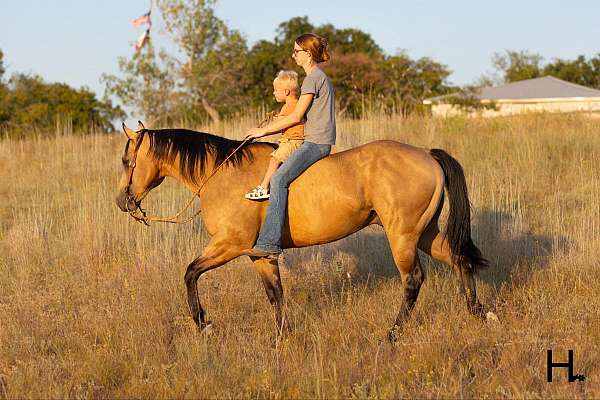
[245,70,305,200]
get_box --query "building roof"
[424,76,600,104]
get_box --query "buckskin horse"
[115,123,495,340]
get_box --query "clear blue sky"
[1,0,599,100]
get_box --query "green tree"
[247,16,451,117]
[0,49,6,101]
[0,50,8,128]
[159,0,249,123]
[246,39,287,107]
[490,50,600,89]
[322,52,384,116]
[104,11,454,121]
[445,85,498,112]
[0,49,5,81]
[380,52,452,115]
[244,17,317,108]
[102,43,177,126]
[274,16,383,57]
[318,26,383,57]
[104,0,250,124]
[543,54,600,88]
[0,73,124,135]
[492,50,543,82]
[246,16,386,110]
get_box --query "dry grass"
[1,113,599,398]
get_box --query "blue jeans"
[255,141,332,252]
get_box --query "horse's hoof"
[485,311,499,323]
[200,320,214,334]
[277,320,292,336]
[387,326,402,343]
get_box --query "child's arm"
[246,94,314,139]
[257,111,279,128]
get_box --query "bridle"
[122,130,149,223]
[123,129,253,226]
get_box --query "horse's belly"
[282,180,371,247]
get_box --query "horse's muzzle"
[115,191,138,213]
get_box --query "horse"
[115,123,494,340]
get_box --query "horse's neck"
[160,152,227,194]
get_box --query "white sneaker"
[244,185,270,200]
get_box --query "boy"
[245,70,305,200]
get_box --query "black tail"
[430,149,489,272]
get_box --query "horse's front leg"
[184,237,244,330]
[251,256,287,334]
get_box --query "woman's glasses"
[292,49,307,57]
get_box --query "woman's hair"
[274,70,299,93]
[295,33,330,63]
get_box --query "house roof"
[424,76,600,103]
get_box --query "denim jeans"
[255,141,332,252]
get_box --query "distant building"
[423,76,600,117]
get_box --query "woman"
[242,33,336,258]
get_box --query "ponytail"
[296,33,330,63]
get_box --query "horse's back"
[294,140,441,203]
[284,140,443,247]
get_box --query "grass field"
[1,113,599,398]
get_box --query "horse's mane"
[138,128,272,185]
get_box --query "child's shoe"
[244,185,270,200]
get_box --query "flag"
[135,29,150,51]
[132,11,151,28]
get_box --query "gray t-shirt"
[300,67,336,145]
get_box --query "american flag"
[132,11,151,28]
[135,29,150,51]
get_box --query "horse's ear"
[137,120,146,131]
[122,122,137,141]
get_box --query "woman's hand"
[245,127,266,141]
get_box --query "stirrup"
[244,185,270,200]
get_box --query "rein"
[125,131,253,226]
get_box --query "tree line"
[1,0,600,136]
[0,50,124,137]
[101,1,454,126]
[487,50,600,87]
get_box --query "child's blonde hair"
[274,70,299,94]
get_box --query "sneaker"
[244,185,270,200]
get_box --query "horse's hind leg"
[384,230,424,342]
[459,265,485,317]
[388,252,425,342]
[418,224,485,318]
[252,257,286,334]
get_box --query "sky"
[1,0,599,101]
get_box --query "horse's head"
[115,122,165,213]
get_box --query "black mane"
[139,129,270,184]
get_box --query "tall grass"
[1,112,599,398]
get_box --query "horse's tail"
[430,149,489,272]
